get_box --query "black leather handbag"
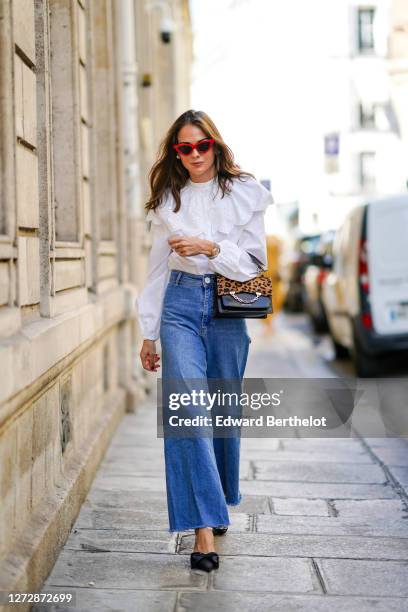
[214,253,273,319]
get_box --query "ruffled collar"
[211,177,273,234]
[148,176,273,237]
[185,176,218,191]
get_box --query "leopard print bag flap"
[214,252,273,319]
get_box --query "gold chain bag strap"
[214,252,273,318]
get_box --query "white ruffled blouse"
[135,175,274,340]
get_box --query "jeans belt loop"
[175,271,183,285]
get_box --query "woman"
[136,109,272,572]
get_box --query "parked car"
[322,194,408,377]
[281,233,321,312]
[302,230,335,333]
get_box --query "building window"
[359,102,376,129]
[358,7,376,53]
[359,152,376,191]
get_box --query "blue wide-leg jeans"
[159,269,251,533]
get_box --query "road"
[34,313,408,612]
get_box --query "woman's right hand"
[140,339,160,372]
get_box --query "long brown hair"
[145,109,254,214]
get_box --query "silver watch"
[207,243,220,259]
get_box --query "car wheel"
[284,290,303,313]
[353,349,379,378]
[318,300,330,333]
[332,338,349,360]
[351,334,379,378]
[311,312,328,334]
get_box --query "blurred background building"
[190,0,407,235]
[321,0,406,231]
[0,0,191,597]
[389,0,408,177]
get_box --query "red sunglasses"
[173,138,215,156]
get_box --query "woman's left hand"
[168,235,213,257]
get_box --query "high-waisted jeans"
[159,269,252,533]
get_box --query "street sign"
[324,133,340,173]
[324,133,339,156]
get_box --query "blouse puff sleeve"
[207,180,274,282]
[135,207,172,341]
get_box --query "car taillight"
[359,238,369,293]
[359,236,373,330]
[317,269,327,285]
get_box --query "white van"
[322,194,408,377]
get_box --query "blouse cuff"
[207,239,260,281]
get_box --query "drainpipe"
[120,0,142,226]
[119,0,148,394]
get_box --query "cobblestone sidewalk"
[34,316,408,611]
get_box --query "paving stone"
[240,481,397,498]
[241,438,281,450]
[100,462,252,482]
[87,488,270,516]
[74,507,172,531]
[115,418,159,431]
[46,551,207,590]
[316,558,408,596]
[92,475,167,492]
[368,447,408,466]
[242,449,374,464]
[388,466,408,485]
[178,532,408,560]
[110,438,165,449]
[102,459,165,471]
[333,499,407,520]
[272,497,329,516]
[366,437,408,449]
[75,505,252,533]
[123,431,161,443]
[253,461,385,483]
[177,591,408,612]
[100,463,166,477]
[104,447,165,461]
[33,589,177,612]
[110,433,164,448]
[65,529,177,554]
[228,495,271,514]
[87,489,168,510]
[34,322,408,609]
[100,456,251,478]
[71,502,93,528]
[281,439,366,452]
[256,515,408,537]
[112,427,163,439]
[211,556,319,593]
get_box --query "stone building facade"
[389,0,408,185]
[0,0,191,600]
